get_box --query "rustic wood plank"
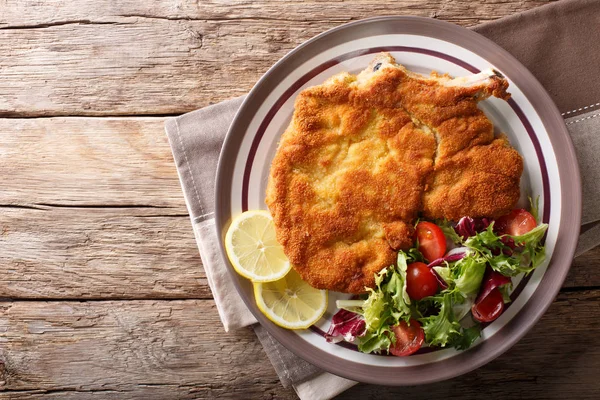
[0,1,554,117]
[569,248,600,289]
[0,0,554,26]
[0,300,296,399]
[0,207,210,299]
[0,290,598,398]
[0,118,184,209]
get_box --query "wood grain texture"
[0,0,554,117]
[0,290,597,399]
[0,207,210,299]
[0,300,295,399]
[0,0,554,25]
[0,118,183,209]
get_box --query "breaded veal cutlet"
[265,53,523,294]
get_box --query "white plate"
[215,16,580,385]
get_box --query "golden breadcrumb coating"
[266,53,520,293]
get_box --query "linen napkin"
[165,0,600,398]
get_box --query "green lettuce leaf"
[511,224,548,246]
[392,252,412,314]
[433,253,485,298]
[453,256,487,297]
[449,325,482,350]
[432,265,453,286]
[358,328,392,353]
[437,219,463,244]
[529,196,541,224]
[337,251,416,353]
[451,293,475,321]
[463,222,548,277]
[464,223,504,256]
[499,283,513,303]
[406,246,425,263]
[362,287,387,331]
[487,253,526,276]
[420,293,461,347]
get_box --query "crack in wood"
[0,204,45,211]
[559,285,600,293]
[0,388,126,394]
[0,296,214,302]
[0,203,185,212]
[34,203,178,210]
[0,113,185,119]
[117,13,343,23]
[0,20,124,30]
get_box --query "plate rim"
[215,16,582,385]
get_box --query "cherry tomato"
[415,221,447,262]
[389,319,425,357]
[471,287,505,323]
[406,262,438,300]
[495,209,537,237]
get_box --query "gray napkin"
[165,1,600,398]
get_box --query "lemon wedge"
[254,269,328,329]
[225,210,291,282]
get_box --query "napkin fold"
[165,0,600,398]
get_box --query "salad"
[325,200,548,356]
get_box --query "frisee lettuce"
[454,257,487,297]
[464,222,548,276]
[529,196,541,224]
[358,327,393,353]
[337,249,485,353]
[336,251,414,353]
[437,219,463,245]
[420,293,461,347]
[451,325,482,350]
[433,254,486,298]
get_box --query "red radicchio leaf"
[431,268,449,290]
[427,251,467,268]
[427,250,469,290]
[500,236,516,255]
[475,267,512,305]
[325,309,366,343]
[456,216,492,240]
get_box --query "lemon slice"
[254,269,328,329]
[225,210,291,282]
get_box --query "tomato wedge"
[415,221,447,262]
[406,262,438,300]
[472,287,505,323]
[495,209,537,237]
[389,319,425,357]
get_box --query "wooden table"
[1,1,598,398]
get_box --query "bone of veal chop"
[265,53,523,293]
